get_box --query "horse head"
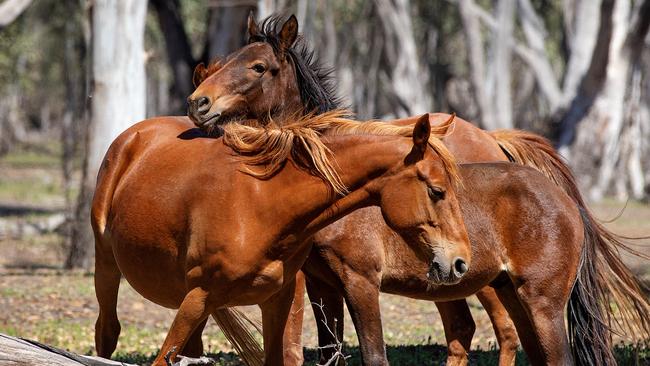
[188,14,340,134]
[368,115,472,285]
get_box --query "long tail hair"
[212,308,264,366]
[490,129,650,363]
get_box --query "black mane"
[250,14,344,114]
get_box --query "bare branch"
[517,0,563,110]
[312,300,350,366]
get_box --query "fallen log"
[0,334,215,366]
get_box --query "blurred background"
[0,0,648,361]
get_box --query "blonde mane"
[222,110,460,194]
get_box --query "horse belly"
[106,201,189,309]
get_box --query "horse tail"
[568,208,650,365]
[491,129,650,352]
[213,308,264,366]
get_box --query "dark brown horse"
[91,112,472,366]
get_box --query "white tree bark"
[517,0,563,110]
[67,0,148,269]
[561,0,602,104]
[588,0,632,200]
[458,0,496,129]
[375,0,431,117]
[490,0,514,128]
[0,0,33,27]
[87,0,147,178]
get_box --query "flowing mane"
[222,111,460,195]
[203,14,343,115]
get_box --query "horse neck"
[290,134,413,239]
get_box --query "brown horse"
[187,14,522,364]
[303,160,650,365]
[91,112,472,366]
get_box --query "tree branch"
[0,0,32,28]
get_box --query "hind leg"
[493,281,571,366]
[436,300,475,366]
[181,318,207,357]
[476,287,519,366]
[94,241,122,358]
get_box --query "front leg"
[436,300,475,366]
[260,278,298,366]
[476,286,519,366]
[343,273,387,366]
[283,271,306,366]
[151,287,212,366]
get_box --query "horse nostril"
[197,96,210,111]
[453,257,468,276]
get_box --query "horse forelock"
[222,110,460,195]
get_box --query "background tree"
[67,0,148,268]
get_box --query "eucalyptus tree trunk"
[458,0,514,129]
[67,0,147,269]
[570,0,650,200]
[374,0,431,117]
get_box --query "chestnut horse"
[303,161,650,365]
[91,112,472,365]
[188,14,522,364]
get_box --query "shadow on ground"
[113,343,650,366]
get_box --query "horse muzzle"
[427,256,468,285]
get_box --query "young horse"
[91,112,472,366]
[303,161,650,365]
[188,14,521,364]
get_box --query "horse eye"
[252,64,266,74]
[428,186,445,202]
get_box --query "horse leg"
[151,287,212,366]
[180,318,207,357]
[436,300,475,366]
[260,278,298,366]
[305,274,345,365]
[513,282,572,365]
[476,287,519,366]
[283,271,306,366]
[94,241,122,358]
[342,273,388,366]
[492,281,544,363]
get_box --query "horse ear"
[192,63,207,88]
[412,114,431,154]
[278,15,298,51]
[247,11,259,42]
